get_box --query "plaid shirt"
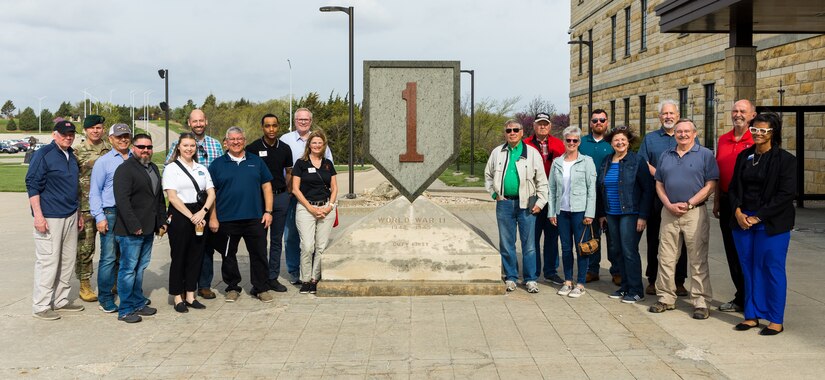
[165,135,223,168]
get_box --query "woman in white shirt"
[163,133,216,313]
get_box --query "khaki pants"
[656,205,713,308]
[33,213,78,313]
[295,203,335,282]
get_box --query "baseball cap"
[53,121,77,134]
[83,115,105,129]
[109,123,132,137]
[535,112,551,123]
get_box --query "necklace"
[752,152,763,166]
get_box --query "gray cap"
[109,123,132,137]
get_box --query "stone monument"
[318,61,503,296]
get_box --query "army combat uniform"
[75,136,111,301]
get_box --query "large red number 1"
[399,82,424,162]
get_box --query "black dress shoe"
[185,300,206,309]
[734,320,760,331]
[269,279,288,292]
[760,326,784,336]
[174,302,189,313]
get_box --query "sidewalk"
[0,171,823,378]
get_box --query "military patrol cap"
[53,120,77,134]
[83,115,105,129]
[109,123,132,137]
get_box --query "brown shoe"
[198,288,217,299]
[675,284,689,297]
[612,274,622,286]
[585,273,600,283]
[79,279,98,302]
[645,282,656,295]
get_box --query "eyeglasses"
[134,144,153,150]
[749,126,773,135]
[565,138,579,143]
[197,144,207,158]
[296,118,311,122]
[614,125,629,131]
[505,128,521,134]
[591,118,607,124]
[227,137,245,142]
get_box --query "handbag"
[174,161,207,206]
[578,223,599,255]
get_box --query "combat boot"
[79,279,98,302]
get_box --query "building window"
[678,88,688,117]
[640,0,647,51]
[610,100,616,128]
[578,35,583,76]
[704,84,715,149]
[624,6,631,57]
[639,95,647,136]
[611,15,617,62]
[578,106,583,130]
[624,98,631,126]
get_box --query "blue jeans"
[534,205,560,279]
[283,195,302,280]
[605,214,643,297]
[115,234,153,317]
[496,199,537,282]
[557,211,589,284]
[97,208,119,310]
[586,224,615,275]
[267,191,290,281]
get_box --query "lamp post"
[288,59,293,132]
[130,90,137,130]
[142,90,153,135]
[108,89,115,111]
[82,88,88,119]
[320,5,356,199]
[460,70,476,177]
[158,69,169,151]
[568,39,593,132]
[37,96,47,133]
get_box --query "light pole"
[460,70,476,177]
[143,90,153,135]
[320,5,356,199]
[568,39,593,132]
[82,89,89,119]
[37,96,47,133]
[288,59,293,132]
[130,90,137,129]
[108,89,115,111]
[158,69,169,151]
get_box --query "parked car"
[12,141,29,151]
[32,143,47,151]
[0,143,19,154]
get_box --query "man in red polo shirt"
[524,112,566,284]
[713,99,755,313]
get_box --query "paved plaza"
[1,169,824,379]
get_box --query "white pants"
[32,213,78,313]
[295,203,335,282]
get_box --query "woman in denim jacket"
[548,126,597,298]
[596,127,654,304]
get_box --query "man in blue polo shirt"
[209,126,274,303]
[26,121,86,320]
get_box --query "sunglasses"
[565,138,580,143]
[749,126,773,135]
[505,128,521,134]
[591,118,607,124]
[197,144,208,158]
[134,144,153,150]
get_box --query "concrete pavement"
[1,169,824,379]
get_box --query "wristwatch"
[203,207,210,213]
[265,210,273,215]
[687,203,695,210]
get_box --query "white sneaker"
[526,281,539,293]
[505,280,517,292]
[557,284,573,296]
[568,286,586,298]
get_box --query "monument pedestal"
[318,197,504,296]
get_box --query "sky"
[2,0,572,116]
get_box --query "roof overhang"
[656,0,825,34]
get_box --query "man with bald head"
[166,109,224,299]
[714,99,755,313]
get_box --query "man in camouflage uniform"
[74,115,111,302]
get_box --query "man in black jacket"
[113,134,167,323]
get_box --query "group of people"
[485,99,796,335]
[25,107,338,323]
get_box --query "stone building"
[568,0,825,196]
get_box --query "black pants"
[219,219,268,296]
[646,200,687,285]
[719,194,745,307]
[167,204,206,295]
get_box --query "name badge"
[259,151,268,157]
[308,168,317,173]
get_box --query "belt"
[103,207,116,211]
[307,200,328,206]
[503,196,519,201]
[273,188,287,195]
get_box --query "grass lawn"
[148,120,186,134]
[0,163,29,192]
[438,162,485,187]
[334,164,372,172]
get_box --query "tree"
[55,102,73,119]
[202,93,217,109]
[1,100,15,119]
[18,107,38,131]
[6,118,16,131]
[39,109,54,131]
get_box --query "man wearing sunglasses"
[484,120,548,294]
[523,112,565,285]
[714,99,755,313]
[166,109,223,300]
[579,109,615,285]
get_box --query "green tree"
[1,100,15,119]
[40,109,54,129]
[18,107,38,131]
[55,102,73,118]
[6,118,16,131]
[202,94,217,109]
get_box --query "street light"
[82,88,88,119]
[37,96,47,134]
[320,5,356,199]
[142,90,153,135]
[460,70,476,177]
[158,69,169,151]
[130,89,137,130]
[288,59,293,132]
[568,39,593,132]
